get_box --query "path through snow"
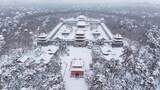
[61,46,92,90]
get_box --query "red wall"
[71,71,84,78]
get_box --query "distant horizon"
[0,0,160,5]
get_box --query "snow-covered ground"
[61,46,92,90]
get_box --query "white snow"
[18,45,58,64]
[38,33,47,38]
[71,59,85,71]
[46,22,63,40]
[71,59,84,67]
[62,29,72,35]
[14,15,124,90]
[18,55,30,63]
[53,25,75,40]
[77,21,87,26]
[76,30,85,35]
[0,35,4,40]
[101,43,123,61]
[77,15,87,20]
[52,23,110,41]
[61,46,92,90]
[100,23,114,40]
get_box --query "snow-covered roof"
[18,45,59,64]
[100,44,123,61]
[0,35,4,40]
[75,39,86,41]
[100,23,114,40]
[77,15,87,21]
[24,29,28,32]
[76,30,85,35]
[38,33,47,38]
[71,59,84,67]
[51,16,111,41]
[92,30,101,35]
[42,45,59,54]
[62,29,71,35]
[77,21,87,26]
[2,29,7,32]
[114,34,123,39]
[70,68,84,71]
[18,56,30,63]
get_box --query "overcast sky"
[0,0,160,4]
